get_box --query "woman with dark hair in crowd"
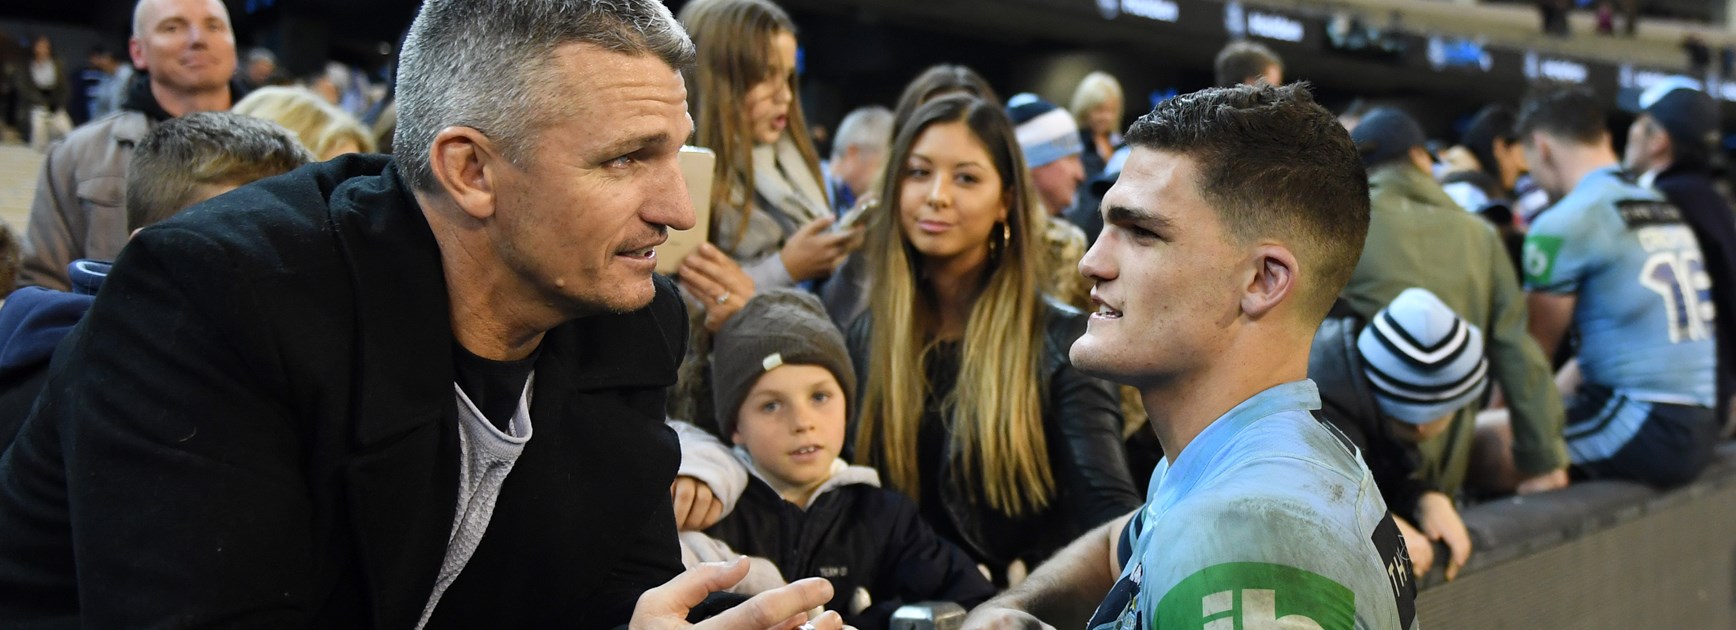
[821,64,1004,327]
[889,64,1001,135]
[849,93,1138,584]
[1461,103,1550,223]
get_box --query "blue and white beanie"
[1357,288,1490,425]
[1006,93,1084,168]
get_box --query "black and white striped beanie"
[1356,288,1489,425]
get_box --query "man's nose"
[650,159,697,231]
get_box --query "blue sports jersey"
[1523,167,1716,407]
[1086,381,1417,630]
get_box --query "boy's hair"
[1514,84,1609,146]
[1214,40,1282,87]
[126,112,314,232]
[1124,82,1369,324]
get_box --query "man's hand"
[1515,467,1570,495]
[678,244,757,333]
[672,475,724,532]
[1416,492,1473,581]
[1394,516,1433,580]
[960,606,1056,630]
[631,557,843,629]
[779,217,863,282]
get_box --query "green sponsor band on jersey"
[1155,562,1354,630]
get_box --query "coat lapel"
[328,160,460,629]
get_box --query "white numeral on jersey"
[1640,250,1715,343]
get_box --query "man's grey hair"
[394,0,696,193]
[830,105,894,161]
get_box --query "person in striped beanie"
[1356,287,1489,583]
[1358,287,1491,442]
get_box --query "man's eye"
[606,156,635,168]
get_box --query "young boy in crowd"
[0,111,312,446]
[687,290,996,629]
[1311,288,1487,583]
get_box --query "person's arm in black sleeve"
[587,275,692,626]
[1049,353,1142,529]
[57,227,318,627]
[586,469,687,626]
[858,491,998,628]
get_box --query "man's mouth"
[1094,303,1123,319]
[619,234,668,259]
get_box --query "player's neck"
[1141,336,1309,466]
[1558,144,1621,194]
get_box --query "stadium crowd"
[0,0,1730,628]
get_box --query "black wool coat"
[0,155,688,628]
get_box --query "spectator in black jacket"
[1620,79,1736,436]
[688,290,995,629]
[1310,288,1490,582]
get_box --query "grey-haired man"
[0,1,839,628]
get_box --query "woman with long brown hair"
[676,0,860,305]
[849,93,1138,583]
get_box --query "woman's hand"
[679,244,758,333]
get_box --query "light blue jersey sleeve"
[1522,200,1603,294]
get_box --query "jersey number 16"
[1640,250,1715,343]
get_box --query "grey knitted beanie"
[710,290,856,437]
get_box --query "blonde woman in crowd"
[851,93,1138,584]
[1069,70,1124,181]
[232,86,375,160]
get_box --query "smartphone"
[832,195,876,233]
[656,147,716,275]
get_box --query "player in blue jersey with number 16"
[1512,85,1720,488]
[960,83,1417,630]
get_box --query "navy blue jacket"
[0,260,108,450]
[1653,166,1736,422]
[704,470,996,630]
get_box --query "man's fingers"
[705,577,835,629]
[643,558,753,616]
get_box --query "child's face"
[733,364,848,494]
[1385,413,1453,444]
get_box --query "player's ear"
[1241,244,1298,319]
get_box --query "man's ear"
[428,126,507,221]
[1241,244,1299,319]
[128,38,146,71]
